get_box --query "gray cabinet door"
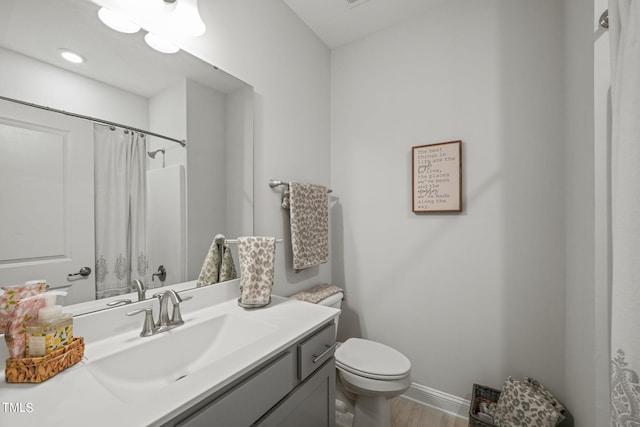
[176,352,295,427]
[254,358,336,427]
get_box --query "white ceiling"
[0,0,247,98]
[0,0,444,97]
[282,0,445,49]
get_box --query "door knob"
[68,267,91,277]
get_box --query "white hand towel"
[283,182,329,271]
[237,236,276,305]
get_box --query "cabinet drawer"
[298,322,336,381]
[177,352,294,427]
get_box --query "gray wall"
[179,0,608,422]
[181,0,333,296]
[331,0,566,401]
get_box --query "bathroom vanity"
[0,280,339,427]
[165,321,336,427]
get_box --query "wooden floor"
[391,396,468,427]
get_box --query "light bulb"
[98,7,141,34]
[171,0,206,37]
[144,33,180,54]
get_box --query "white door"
[0,100,95,305]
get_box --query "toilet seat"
[335,338,411,381]
[338,367,412,397]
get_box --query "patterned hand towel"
[219,244,237,282]
[197,234,237,286]
[290,283,343,304]
[237,236,276,305]
[282,182,329,271]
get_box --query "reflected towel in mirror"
[237,236,276,305]
[196,234,237,286]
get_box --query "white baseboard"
[402,382,470,420]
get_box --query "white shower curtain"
[94,124,149,299]
[609,2,640,425]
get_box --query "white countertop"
[0,283,339,426]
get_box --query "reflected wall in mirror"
[0,0,254,313]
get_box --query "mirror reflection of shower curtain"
[93,124,148,299]
[609,1,640,425]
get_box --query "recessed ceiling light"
[144,33,180,54]
[98,7,141,34]
[59,49,86,64]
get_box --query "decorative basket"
[469,383,501,427]
[5,337,84,383]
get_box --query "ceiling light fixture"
[144,33,180,54]
[95,0,206,38]
[168,0,206,37]
[98,7,141,34]
[59,49,86,64]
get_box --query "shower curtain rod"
[0,94,186,147]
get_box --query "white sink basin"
[85,312,277,402]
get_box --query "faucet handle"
[171,305,185,326]
[169,294,192,326]
[107,299,132,307]
[126,308,158,337]
[151,291,191,301]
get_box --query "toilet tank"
[317,291,343,309]
[316,292,343,337]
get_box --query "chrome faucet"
[127,290,191,337]
[129,279,146,301]
[158,289,184,327]
[126,308,160,337]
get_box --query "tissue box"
[0,282,48,331]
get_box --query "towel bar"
[226,238,283,244]
[269,179,333,193]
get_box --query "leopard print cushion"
[494,377,565,427]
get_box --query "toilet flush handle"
[313,343,339,364]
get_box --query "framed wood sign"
[412,140,462,212]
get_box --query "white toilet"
[316,291,411,427]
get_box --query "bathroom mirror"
[0,0,254,314]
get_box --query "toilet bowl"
[304,289,411,427]
[335,337,411,427]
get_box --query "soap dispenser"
[25,290,73,357]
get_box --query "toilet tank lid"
[317,291,343,306]
[336,338,411,378]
